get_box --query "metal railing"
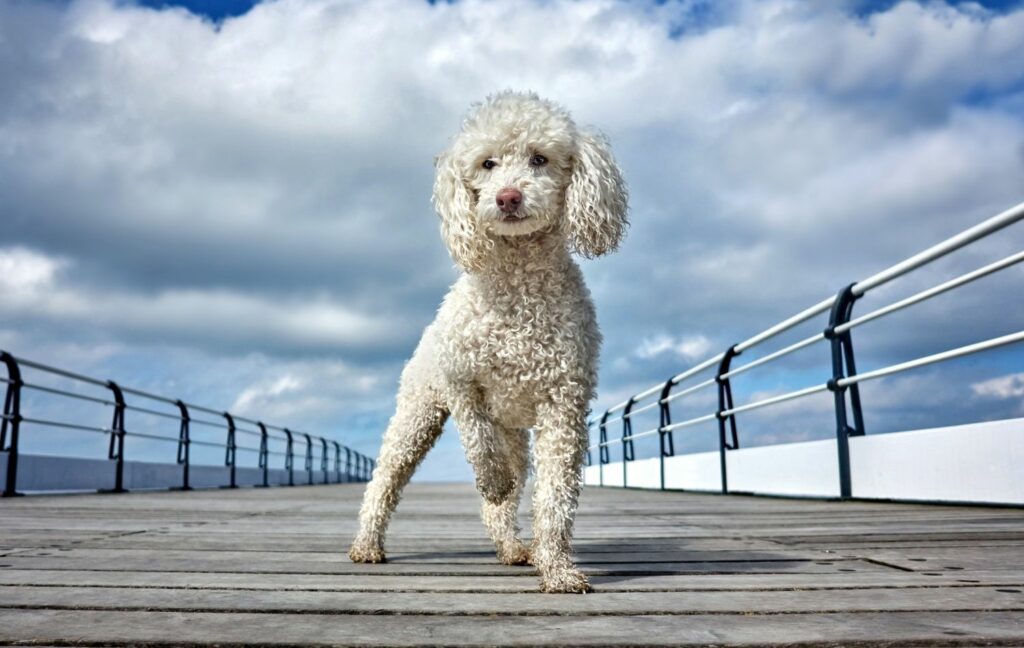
[0,353,375,496]
[587,200,1024,498]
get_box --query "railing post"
[344,447,352,483]
[222,413,237,489]
[598,410,610,487]
[333,441,342,483]
[256,422,269,488]
[1,352,23,497]
[284,428,295,486]
[585,420,593,468]
[320,438,329,484]
[175,400,191,491]
[715,345,741,494]
[825,283,866,499]
[657,378,676,492]
[621,397,636,488]
[105,381,127,493]
[303,433,314,485]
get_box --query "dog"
[349,91,628,593]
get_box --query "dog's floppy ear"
[433,148,490,272]
[565,129,628,258]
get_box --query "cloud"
[635,333,713,362]
[0,246,410,356]
[972,372,1024,399]
[0,247,65,296]
[1,0,1023,481]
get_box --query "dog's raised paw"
[540,567,591,594]
[348,542,387,564]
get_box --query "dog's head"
[433,91,628,272]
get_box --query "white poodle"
[348,91,628,593]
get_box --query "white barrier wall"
[0,453,347,493]
[584,418,1024,505]
[849,418,1024,504]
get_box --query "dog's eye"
[529,154,548,167]
[482,159,496,170]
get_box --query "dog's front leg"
[449,389,515,504]
[532,401,590,593]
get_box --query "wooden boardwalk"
[1,483,1023,646]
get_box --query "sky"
[1,0,1023,482]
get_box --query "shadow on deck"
[1,483,1023,646]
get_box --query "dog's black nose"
[496,188,523,213]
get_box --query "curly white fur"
[349,91,628,593]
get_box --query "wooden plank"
[2,569,1020,593]
[861,547,1024,571]
[2,584,1023,615]
[1,546,834,564]
[2,609,1024,646]
[1,554,893,575]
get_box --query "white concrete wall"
[584,418,1024,505]
[849,418,1024,504]
[0,452,357,493]
[663,451,722,491]
[624,457,661,489]
[727,439,840,498]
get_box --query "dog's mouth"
[499,212,530,224]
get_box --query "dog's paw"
[497,540,532,566]
[348,541,387,564]
[539,566,591,594]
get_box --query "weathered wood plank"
[2,609,1024,646]
[2,554,892,575]
[3,584,1023,614]
[1,568,1021,592]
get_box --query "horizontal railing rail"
[0,352,375,496]
[588,200,1024,498]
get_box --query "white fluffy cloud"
[972,372,1024,399]
[636,333,713,362]
[1,0,1023,481]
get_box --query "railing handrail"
[587,200,1024,499]
[1,351,376,495]
[595,200,1024,420]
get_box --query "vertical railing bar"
[621,397,636,488]
[825,283,866,499]
[320,438,329,484]
[344,447,352,483]
[303,433,314,486]
[1,352,23,497]
[585,420,593,468]
[175,400,191,491]
[598,410,610,487]
[333,441,342,483]
[657,377,676,492]
[257,422,269,488]
[715,346,741,494]
[284,428,295,486]
[222,412,237,489]
[105,381,127,493]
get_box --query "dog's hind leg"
[480,428,531,565]
[349,352,447,563]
